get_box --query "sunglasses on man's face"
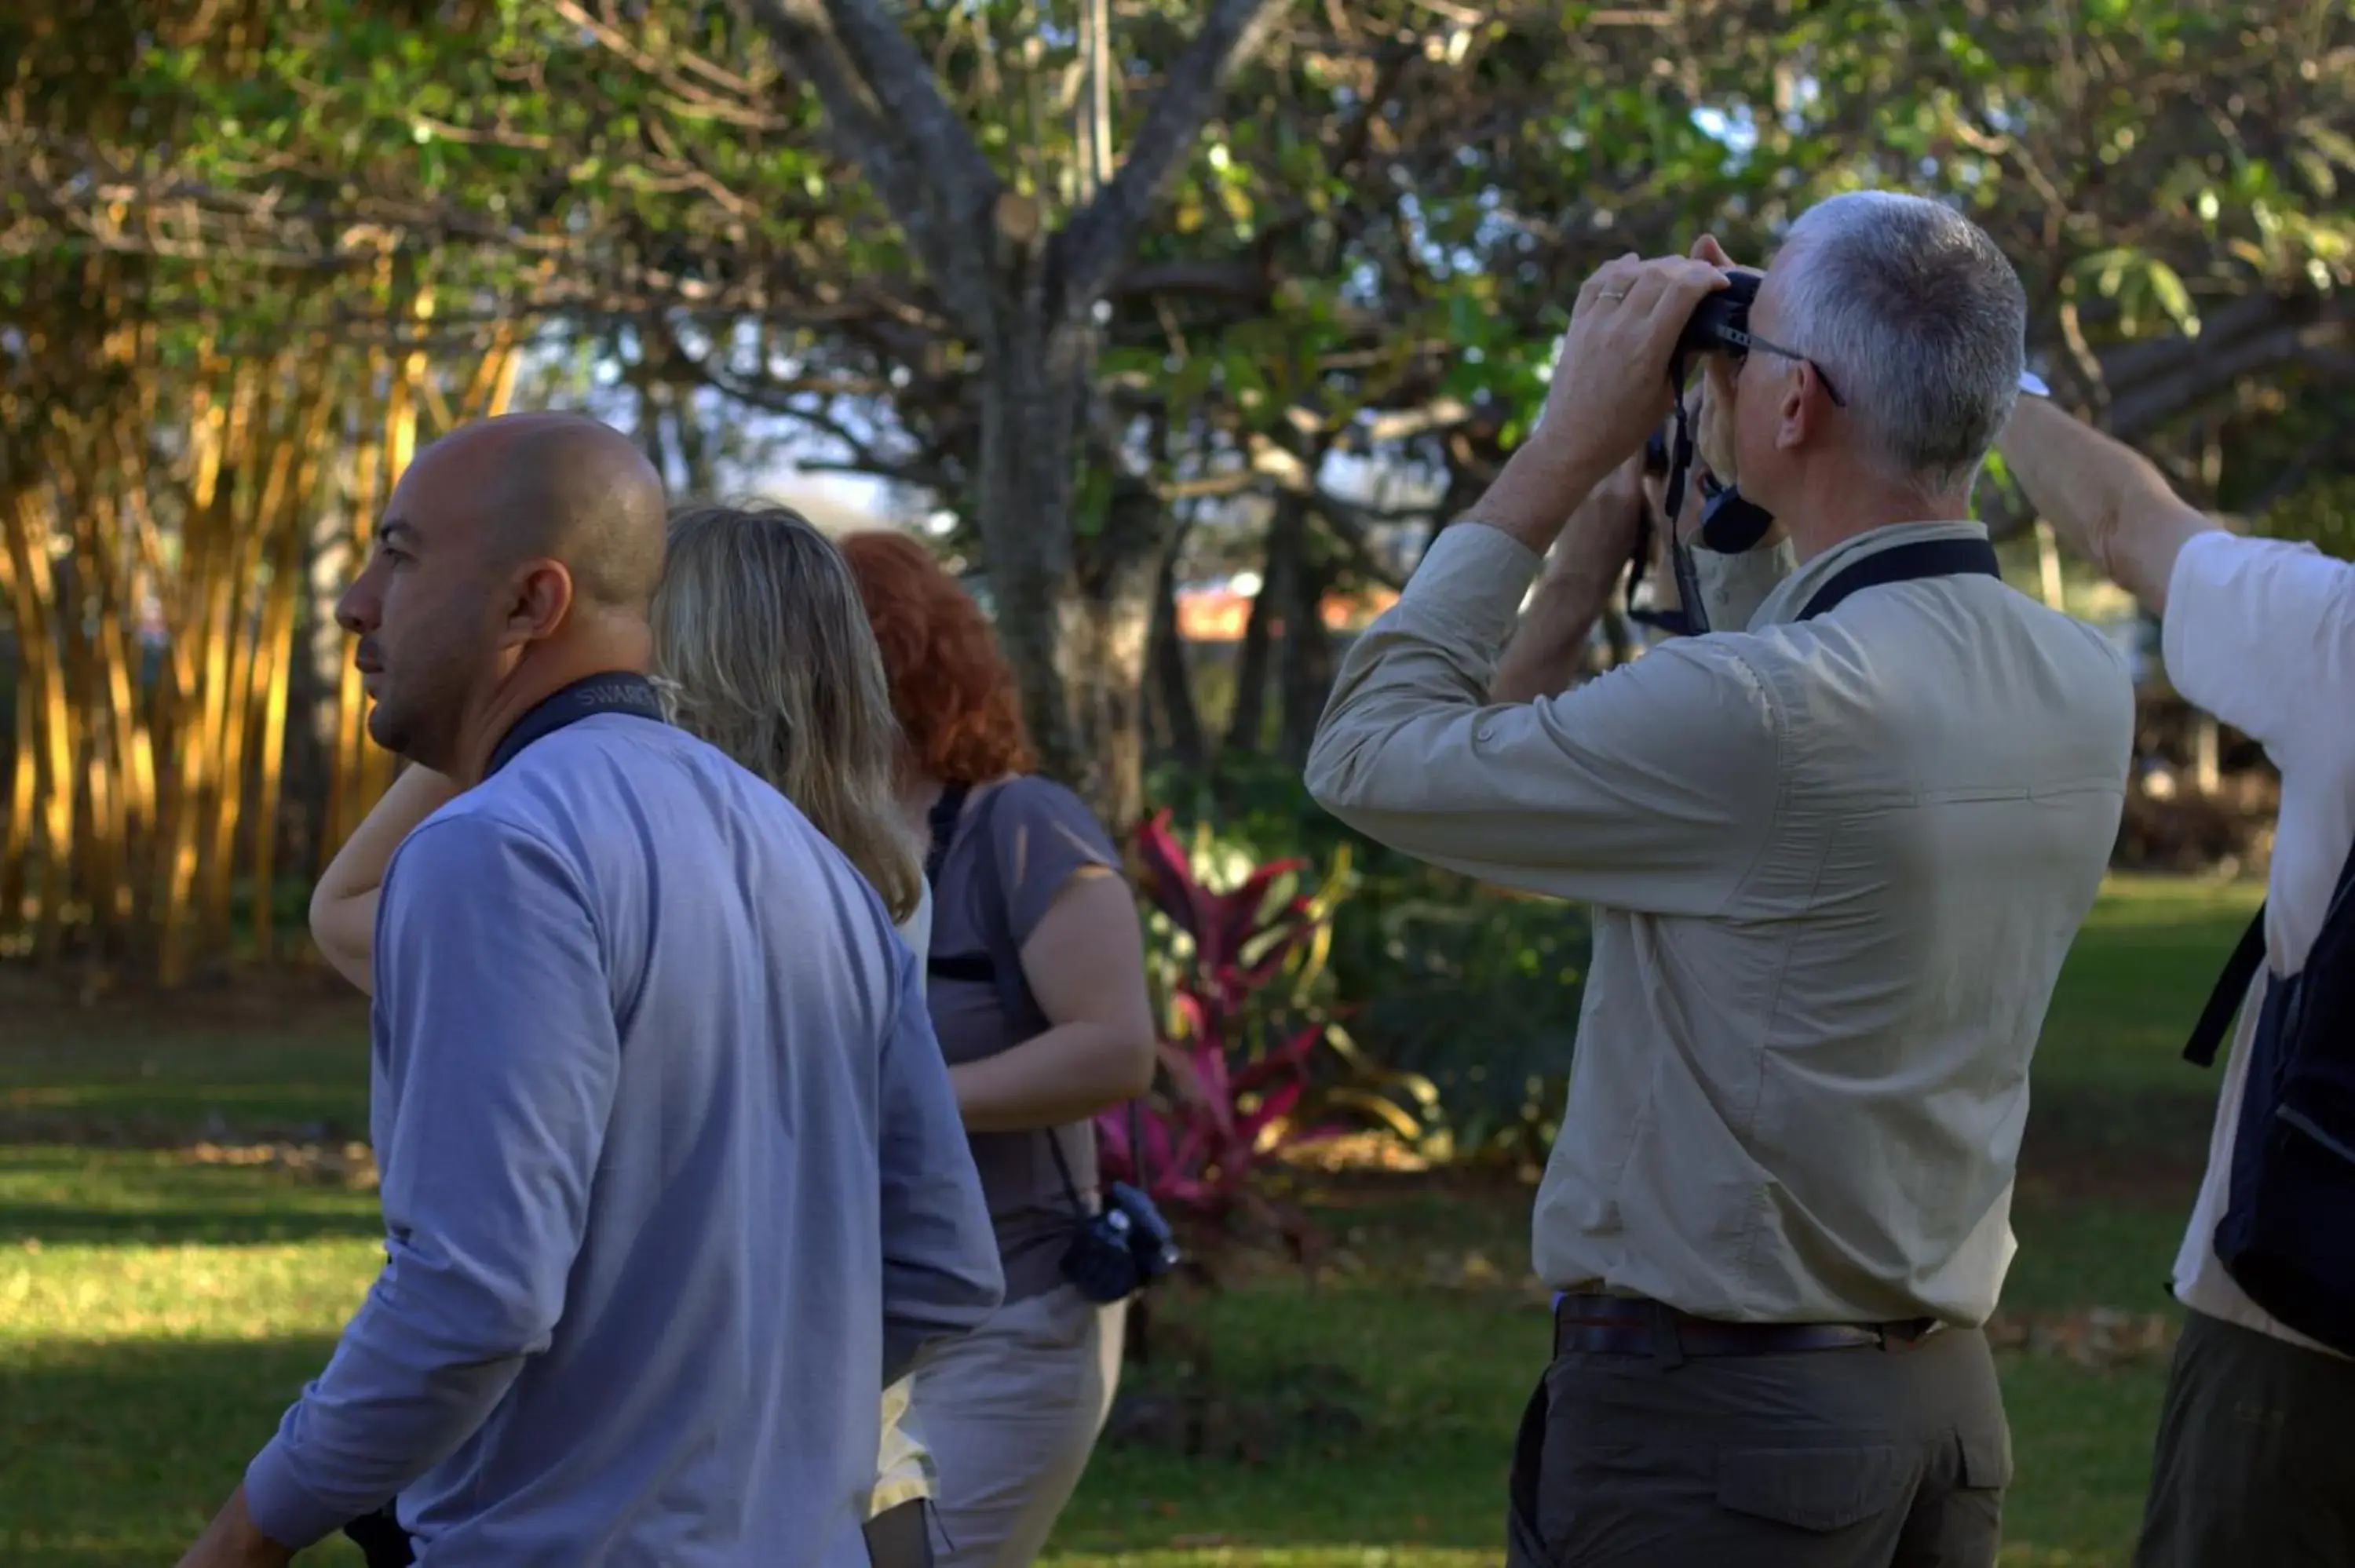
[1723,330,1849,408]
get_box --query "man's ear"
[1773,365,1814,453]
[501,559,575,647]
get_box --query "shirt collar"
[1750,520,1995,631]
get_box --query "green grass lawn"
[0,875,2260,1567]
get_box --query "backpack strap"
[2185,906,2269,1068]
[921,783,1089,1217]
[922,784,1046,1036]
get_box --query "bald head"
[337,411,670,776]
[410,412,669,614]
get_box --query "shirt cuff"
[1405,521,1543,650]
[245,1435,357,1552]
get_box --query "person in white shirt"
[1996,393,2355,1566]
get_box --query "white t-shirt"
[2163,530,2355,1355]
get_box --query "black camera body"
[1677,268,1762,362]
[1674,268,1776,557]
[1061,1180,1181,1304]
[1627,268,1776,633]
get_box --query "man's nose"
[335,574,378,637]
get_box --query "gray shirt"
[243,713,1002,1562]
[1309,520,2133,1327]
[926,776,1122,1302]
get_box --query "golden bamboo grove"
[1,254,519,986]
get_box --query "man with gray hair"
[1307,192,2134,1566]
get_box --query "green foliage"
[11,0,2353,544]
[1145,758,1586,1168]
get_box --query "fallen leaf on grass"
[1984,1307,2177,1368]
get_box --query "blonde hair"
[652,502,925,924]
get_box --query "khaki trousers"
[1508,1321,2009,1568]
[909,1285,1126,1568]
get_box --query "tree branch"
[749,0,1000,332]
[1050,0,1287,317]
[2106,310,2352,442]
[1306,490,1410,592]
[1107,257,1276,302]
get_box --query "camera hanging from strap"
[922,783,1180,1304]
[1627,343,1779,638]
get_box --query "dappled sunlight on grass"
[0,1146,384,1247]
[0,877,2237,1565]
[0,1241,377,1343]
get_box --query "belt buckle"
[1874,1318,1941,1351]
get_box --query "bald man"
[177,415,1002,1568]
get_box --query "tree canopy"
[3,0,2351,976]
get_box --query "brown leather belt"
[1553,1293,1942,1358]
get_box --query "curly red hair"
[840,531,1038,786]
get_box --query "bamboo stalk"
[110,411,174,961]
[100,416,160,861]
[71,492,127,950]
[356,281,434,812]
[478,327,522,419]
[249,357,339,960]
[203,361,305,954]
[329,366,389,855]
[4,487,76,961]
[50,426,111,948]
[0,511,36,946]
[157,359,257,986]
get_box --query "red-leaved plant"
[1096,809,1349,1263]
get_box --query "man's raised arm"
[1998,393,2354,770]
[1995,395,2221,614]
[1307,253,1781,915]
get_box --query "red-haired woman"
[840,531,1158,1566]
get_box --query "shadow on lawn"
[0,1334,367,1568]
[0,1202,385,1246]
[0,1146,384,1248]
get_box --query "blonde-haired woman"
[652,502,929,947]
[310,503,947,1567]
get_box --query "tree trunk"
[1225,498,1297,755]
[1276,529,1336,768]
[975,315,1090,797]
[2193,712,2222,794]
[2034,520,2067,611]
[674,385,718,499]
[1147,548,1206,771]
[1064,467,1166,830]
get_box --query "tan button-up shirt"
[1306,519,2133,1327]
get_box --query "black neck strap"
[484,672,667,779]
[1628,352,1779,637]
[1796,538,2002,622]
[924,784,969,888]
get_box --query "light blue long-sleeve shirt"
[244,712,1002,1564]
